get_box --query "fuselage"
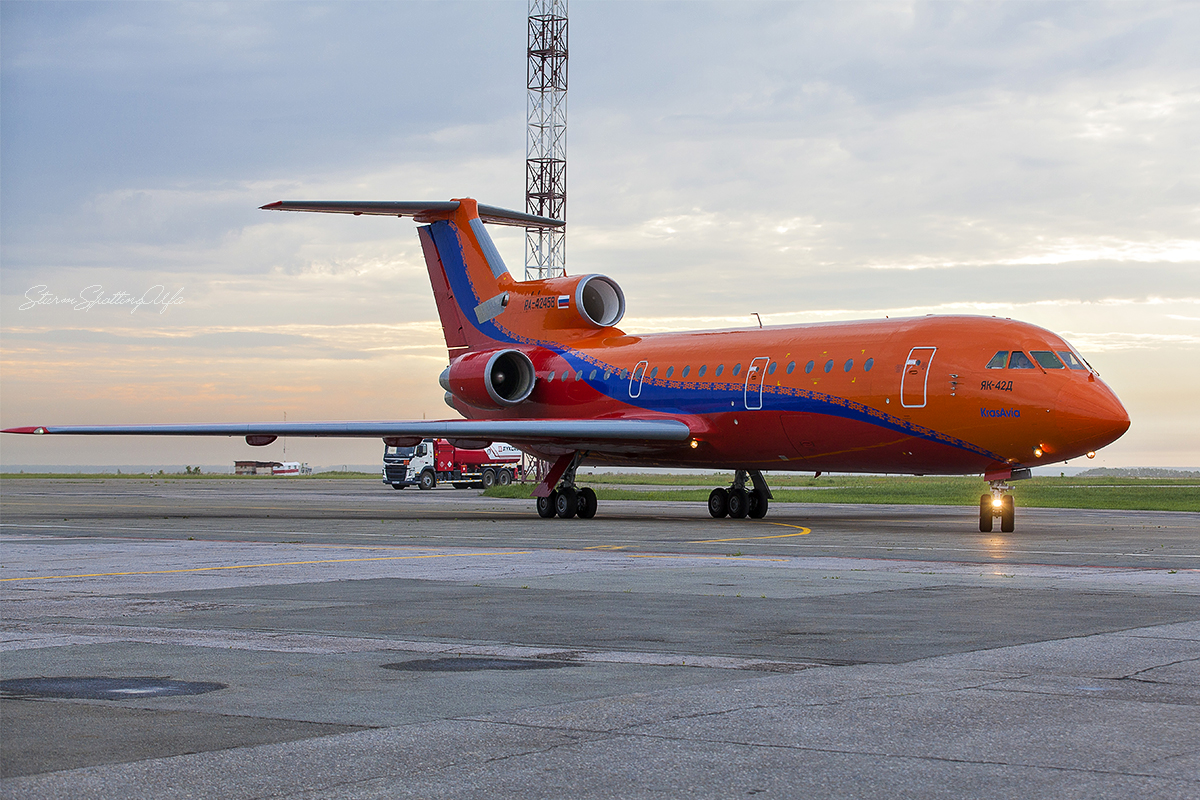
[450,314,1129,476]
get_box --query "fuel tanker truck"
[383,439,522,490]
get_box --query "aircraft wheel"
[748,489,769,519]
[708,488,729,518]
[979,494,993,533]
[577,487,598,519]
[498,469,513,486]
[727,488,749,519]
[1000,495,1015,533]
[419,471,436,490]
[537,491,557,518]
[482,469,496,488]
[555,486,578,519]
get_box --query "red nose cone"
[1056,378,1130,455]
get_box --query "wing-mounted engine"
[509,274,626,332]
[441,348,538,410]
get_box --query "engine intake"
[445,349,537,409]
[576,274,625,328]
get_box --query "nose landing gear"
[980,480,1015,533]
[708,470,772,519]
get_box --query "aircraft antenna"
[525,0,568,280]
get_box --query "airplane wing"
[2,418,692,454]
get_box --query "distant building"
[234,460,311,476]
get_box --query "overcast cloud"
[2,1,1197,468]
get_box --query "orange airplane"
[3,198,1130,531]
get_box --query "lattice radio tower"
[525,0,567,280]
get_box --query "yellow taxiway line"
[0,551,531,582]
[689,523,811,544]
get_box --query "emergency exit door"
[901,347,937,408]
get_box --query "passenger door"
[629,360,648,398]
[901,347,937,408]
[744,356,770,410]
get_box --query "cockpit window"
[1056,350,1087,370]
[985,351,1008,369]
[1008,351,1036,369]
[1030,351,1065,369]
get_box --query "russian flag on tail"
[557,295,570,309]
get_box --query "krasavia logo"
[20,284,185,315]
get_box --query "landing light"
[1087,451,1096,459]
[689,439,699,449]
[992,497,1003,508]
[1033,447,1044,458]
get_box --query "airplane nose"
[1055,377,1130,453]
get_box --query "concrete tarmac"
[1,477,1197,798]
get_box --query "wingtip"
[2,426,47,434]
[260,201,283,210]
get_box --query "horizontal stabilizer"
[260,200,563,229]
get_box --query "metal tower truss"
[525,0,567,281]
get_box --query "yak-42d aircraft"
[4,198,1130,531]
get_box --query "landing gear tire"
[482,469,496,488]
[555,487,578,519]
[537,491,557,519]
[577,487,598,519]
[1000,495,1015,533]
[708,488,729,518]
[748,489,769,519]
[979,494,993,532]
[498,469,513,486]
[727,488,749,519]
[419,471,436,490]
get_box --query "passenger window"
[665,366,674,378]
[589,369,597,380]
[824,360,834,373]
[985,351,1008,369]
[864,358,874,372]
[715,365,724,377]
[805,360,815,374]
[1030,351,1064,369]
[786,361,796,374]
[1007,351,1035,369]
[547,370,556,382]
[733,363,742,376]
[682,366,690,378]
[843,359,854,372]
[650,367,658,379]
[768,362,777,375]
[1056,351,1087,370]
[603,370,611,380]
[698,365,707,377]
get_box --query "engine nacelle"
[515,274,626,330]
[444,349,537,410]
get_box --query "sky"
[2,1,1198,469]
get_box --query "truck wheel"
[498,469,513,486]
[482,468,496,488]
[419,471,436,490]
[391,484,406,490]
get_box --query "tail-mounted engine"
[512,274,626,331]
[441,348,537,410]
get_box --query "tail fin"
[260,198,563,355]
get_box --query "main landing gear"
[708,469,772,520]
[980,480,1015,533]
[536,451,597,521]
